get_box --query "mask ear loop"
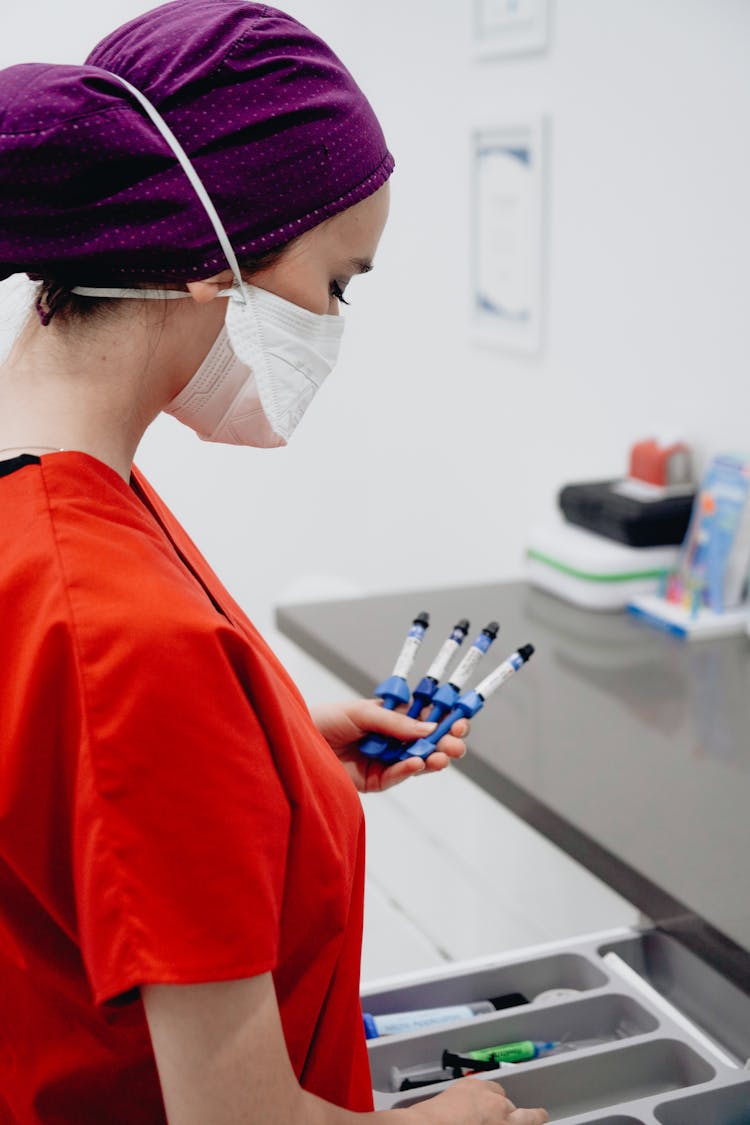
[99,71,247,304]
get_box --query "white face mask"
[165,282,344,447]
[66,71,345,448]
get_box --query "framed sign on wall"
[470,118,547,354]
[473,0,550,59]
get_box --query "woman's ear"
[186,270,235,303]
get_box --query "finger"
[375,756,426,791]
[510,1109,549,1124]
[358,700,437,741]
[405,745,464,772]
[420,749,451,772]
[432,732,467,760]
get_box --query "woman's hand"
[405,1076,548,1125]
[310,698,469,793]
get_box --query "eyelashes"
[329,280,350,306]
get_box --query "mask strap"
[80,70,246,302]
[72,286,191,300]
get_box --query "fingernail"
[423,721,437,731]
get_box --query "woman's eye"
[330,280,350,305]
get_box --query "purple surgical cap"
[0,0,394,284]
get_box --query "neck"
[0,331,146,480]
[0,301,215,481]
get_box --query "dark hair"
[32,243,291,327]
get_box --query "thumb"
[364,703,436,740]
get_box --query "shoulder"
[34,456,220,636]
[3,453,279,756]
[19,456,257,720]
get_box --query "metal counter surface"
[276,581,750,991]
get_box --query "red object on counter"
[629,439,691,487]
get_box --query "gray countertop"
[275,581,750,991]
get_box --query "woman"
[0,3,548,1123]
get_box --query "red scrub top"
[0,451,372,1123]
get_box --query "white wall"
[3,1,749,697]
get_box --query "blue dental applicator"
[374,618,471,767]
[359,612,430,759]
[401,644,535,762]
[424,621,499,724]
[406,618,470,719]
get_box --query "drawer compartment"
[369,992,657,1093]
[655,1079,750,1124]
[362,952,607,1021]
[599,932,750,1063]
[392,1039,715,1121]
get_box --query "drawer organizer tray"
[362,927,750,1123]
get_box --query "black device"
[558,479,694,548]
